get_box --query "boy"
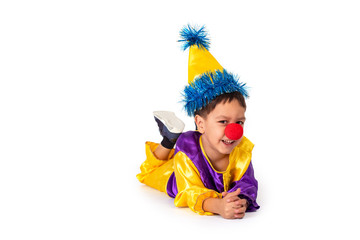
[136,25,259,219]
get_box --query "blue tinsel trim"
[182,69,249,116]
[178,24,210,51]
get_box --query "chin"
[223,148,235,155]
[217,146,235,155]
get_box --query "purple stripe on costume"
[166,172,178,198]
[174,131,225,193]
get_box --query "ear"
[194,115,205,134]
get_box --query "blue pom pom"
[178,24,210,51]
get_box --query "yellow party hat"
[179,25,248,116]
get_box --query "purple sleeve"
[228,162,260,212]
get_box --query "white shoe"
[153,111,185,134]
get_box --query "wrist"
[203,197,222,215]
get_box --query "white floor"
[1,1,360,239]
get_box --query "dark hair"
[194,91,247,118]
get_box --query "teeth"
[222,140,235,144]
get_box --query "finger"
[238,199,247,206]
[234,213,245,219]
[226,201,238,211]
[233,209,246,219]
[234,188,241,195]
[234,206,246,214]
[228,201,245,211]
[226,196,240,203]
[222,192,228,197]
[226,188,241,198]
[230,198,242,206]
[232,202,244,208]
[232,198,247,206]
[225,189,241,200]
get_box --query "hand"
[219,188,247,219]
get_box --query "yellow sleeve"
[173,151,222,215]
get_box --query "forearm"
[202,197,222,215]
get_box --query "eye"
[218,120,227,124]
[236,121,244,125]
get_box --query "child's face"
[195,100,246,160]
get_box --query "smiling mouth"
[222,139,235,145]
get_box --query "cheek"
[203,122,226,138]
[209,126,226,139]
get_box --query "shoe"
[153,111,185,148]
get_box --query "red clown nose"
[224,123,243,141]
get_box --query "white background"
[1,0,360,239]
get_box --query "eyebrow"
[216,115,246,121]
